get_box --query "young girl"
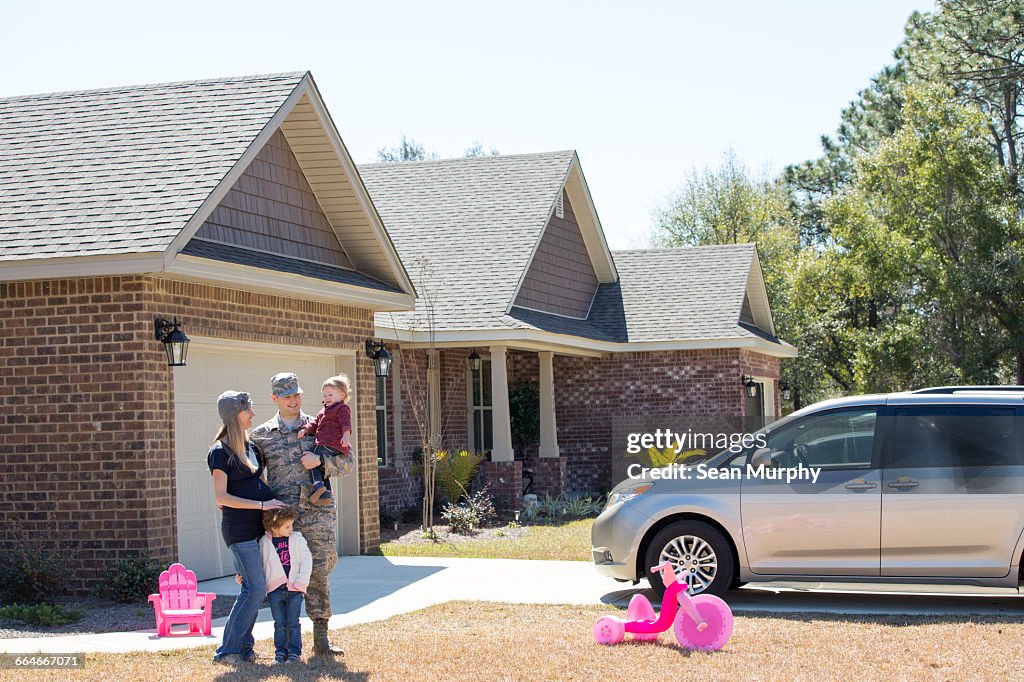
[297,374,354,505]
[260,506,313,664]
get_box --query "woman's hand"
[263,498,288,510]
[300,453,321,470]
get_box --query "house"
[0,72,416,585]
[357,152,797,513]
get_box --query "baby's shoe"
[310,482,333,506]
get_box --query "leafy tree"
[901,0,1024,204]
[377,135,438,162]
[827,85,1023,386]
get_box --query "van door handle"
[887,477,920,490]
[845,480,876,491]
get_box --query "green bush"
[434,449,485,504]
[441,488,497,534]
[0,603,83,627]
[522,493,605,522]
[106,551,164,603]
[0,543,66,606]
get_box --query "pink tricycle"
[593,562,733,650]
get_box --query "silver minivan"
[591,387,1024,597]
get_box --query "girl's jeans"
[268,585,304,659]
[214,538,266,660]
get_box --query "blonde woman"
[207,390,286,666]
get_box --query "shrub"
[0,543,66,606]
[434,449,485,504]
[441,488,497,534]
[521,493,605,522]
[105,551,164,603]
[0,603,83,627]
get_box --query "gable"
[190,129,353,269]
[513,190,598,318]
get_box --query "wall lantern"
[467,350,482,372]
[365,339,392,378]
[154,318,190,367]
[742,375,758,398]
[781,383,792,401]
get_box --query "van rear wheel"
[644,520,735,598]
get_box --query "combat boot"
[313,618,344,656]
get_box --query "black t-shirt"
[272,536,291,577]
[207,440,275,547]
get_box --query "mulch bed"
[379,522,528,546]
[0,594,236,639]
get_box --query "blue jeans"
[214,538,266,660]
[268,586,303,660]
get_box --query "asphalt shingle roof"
[362,150,770,346]
[0,72,305,261]
[360,151,574,331]
[503,245,766,343]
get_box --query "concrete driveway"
[2,556,1023,653]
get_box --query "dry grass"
[376,519,593,561]
[11,601,1024,681]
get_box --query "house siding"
[0,275,380,593]
[193,129,353,269]
[512,191,598,318]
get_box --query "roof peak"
[0,71,308,103]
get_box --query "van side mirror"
[750,447,772,468]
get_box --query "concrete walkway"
[3,556,1024,653]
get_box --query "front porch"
[376,342,783,514]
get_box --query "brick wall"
[0,275,381,593]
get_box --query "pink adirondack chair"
[148,563,217,636]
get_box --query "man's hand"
[300,452,321,470]
[235,574,242,585]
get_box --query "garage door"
[173,343,341,579]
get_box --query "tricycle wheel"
[593,616,625,645]
[673,594,733,651]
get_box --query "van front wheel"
[644,520,735,598]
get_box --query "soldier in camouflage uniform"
[249,372,350,656]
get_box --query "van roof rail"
[911,386,1024,394]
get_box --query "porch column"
[489,345,514,461]
[538,351,560,458]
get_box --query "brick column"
[531,457,567,498]
[480,460,522,510]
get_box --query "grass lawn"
[376,518,594,561]
[22,601,1024,681]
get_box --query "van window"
[763,409,877,470]
[888,406,1019,468]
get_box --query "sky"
[1,1,935,249]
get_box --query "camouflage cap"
[217,390,253,423]
[271,372,303,398]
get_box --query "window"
[376,374,388,466]
[470,359,493,453]
[888,406,1019,468]
[554,192,564,219]
[763,408,878,470]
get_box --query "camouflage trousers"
[295,522,337,620]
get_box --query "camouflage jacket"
[249,412,351,514]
